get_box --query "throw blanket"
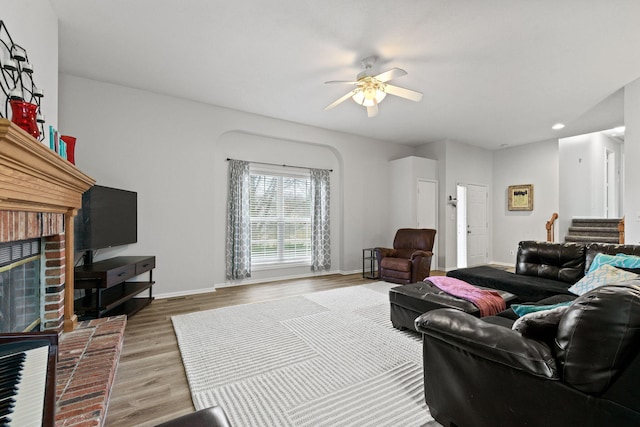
[427,276,506,317]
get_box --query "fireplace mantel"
[0,118,95,331]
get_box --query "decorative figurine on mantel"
[0,20,45,140]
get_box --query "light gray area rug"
[172,282,439,427]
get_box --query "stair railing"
[546,212,558,242]
[618,217,625,244]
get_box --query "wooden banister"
[618,217,625,244]
[546,212,558,242]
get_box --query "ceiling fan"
[323,56,423,118]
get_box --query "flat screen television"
[74,185,137,264]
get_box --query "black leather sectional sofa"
[412,240,640,426]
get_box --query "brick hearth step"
[56,315,126,427]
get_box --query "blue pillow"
[512,301,573,317]
[588,253,640,274]
[569,264,639,296]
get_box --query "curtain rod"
[226,158,333,172]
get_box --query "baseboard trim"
[215,269,361,289]
[154,269,365,299]
[489,261,514,268]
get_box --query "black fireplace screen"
[0,239,41,332]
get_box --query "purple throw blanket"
[427,276,506,317]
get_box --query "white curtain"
[226,160,251,280]
[310,168,331,271]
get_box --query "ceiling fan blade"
[323,89,358,111]
[367,103,379,118]
[384,84,423,102]
[374,68,407,82]
[325,80,358,85]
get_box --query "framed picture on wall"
[508,184,534,211]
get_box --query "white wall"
[416,140,492,270]
[559,131,623,237]
[415,141,447,268]
[624,77,640,244]
[388,156,438,234]
[3,1,58,143]
[492,139,559,264]
[58,75,414,296]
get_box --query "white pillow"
[568,264,638,296]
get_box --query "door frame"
[456,182,489,268]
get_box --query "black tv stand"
[74,256,155,320]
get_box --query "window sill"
[252,261,311,271]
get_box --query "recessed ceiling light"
[552,123,565,130]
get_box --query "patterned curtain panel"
[226,160,252,280]
[310,168,331,271]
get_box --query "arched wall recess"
[213,130,343,284]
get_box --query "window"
[249,167,312,265]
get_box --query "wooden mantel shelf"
[0,118,94,213]
[0,118,95,331]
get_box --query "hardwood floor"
[105,273,386,426]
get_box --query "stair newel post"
[618,217,625,244]
[546,212,558,242]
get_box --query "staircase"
[565,218,623,244]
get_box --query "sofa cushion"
[555,282,640,395]
[516,241,585,284]
[447,265,574,302]
[380,257,411,272]
[568,264,638,296]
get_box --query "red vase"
[9,100,40,139]
[60,135,77,164]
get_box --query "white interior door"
[417,179,438,270]
[466,184,488,266]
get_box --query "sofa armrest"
[415,308,558,379]
[410,250,433,260]
[375,247,396,259]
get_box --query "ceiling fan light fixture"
[352,88,386,107]
[324,56,421,116]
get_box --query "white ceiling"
[50,0,640,149]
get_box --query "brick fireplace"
[0,120,128,426]
[0,118,94,333]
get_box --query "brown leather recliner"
[375,228,436,284]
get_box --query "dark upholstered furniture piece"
[415,283,640,427]
[389,281,515,332]
[155,406,232,427]
[375,228,436,284]
[448,240,640,302]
